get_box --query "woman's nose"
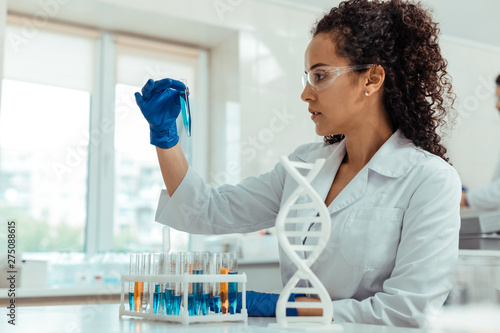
[301,84,314,102]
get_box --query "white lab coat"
[155,130,462,328]
[466,151,500,210]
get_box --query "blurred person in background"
[461,73,500,210]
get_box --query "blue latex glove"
[134,78,186,149]
[235,291,304,317]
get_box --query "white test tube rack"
[119,273,248,325]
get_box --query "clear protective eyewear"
[302,64,374,92]
[179,86,191,137]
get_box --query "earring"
[364,92,369,96]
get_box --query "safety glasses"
[302,64,373,92]
[179,86,191,137]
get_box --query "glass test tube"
[228,252,238,314]
[210,252,221,314]
[141,253,151,312]
[181,252,197,316]
[128,254,138,311]
[134,254,143,312]
[200,252,210,315]
[192,252,203,316]
[220,253,230,314]
[153,253,165,314]
[167,252,181,315]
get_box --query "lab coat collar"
[292,130,422,215]
[366,129,423,178]
[295,129,422,179]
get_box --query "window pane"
[113,84,189,252]
[0,79,90,252]
[4,24,95,91]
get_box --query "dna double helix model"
[270,156,340,330]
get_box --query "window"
[0,23,95,253]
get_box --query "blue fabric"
[134,78,186,149]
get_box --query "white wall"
[441,38,500,190]
[209,33,240,186]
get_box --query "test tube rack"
[119,273,248,325]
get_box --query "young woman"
[135,0,460,328]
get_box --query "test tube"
[192,252,203,316]
[128,254,138,311]
[200,252,210,315]
[163,253,173,315]
[181,252,197,316]
[220,253,230,314]
[153,253,165,314]
[134,254,143,312]
[167,252,181,315]
[162,226,171,253]
[209,252,221,314]
[141,253,151,312]
[228,252,238,314]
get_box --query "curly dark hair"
[496,73,500,85]
[313,0,455,162]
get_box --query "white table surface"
[5,303,493,333]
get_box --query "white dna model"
[269,156,342,331]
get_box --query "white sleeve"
[331,168,462,328]
[466,178,500,210]
[154,159,289,235]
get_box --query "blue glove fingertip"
[154,78,186,93]
[141,79,155,100]
[134,92,144,108]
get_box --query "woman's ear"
[364,65,385,96]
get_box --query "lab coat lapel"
[288,130,420,221]
[326,130,419,214]
[327,167,368,214]
[294,140,345,218]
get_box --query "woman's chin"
[315,127,334,137]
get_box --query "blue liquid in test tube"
[173,295,181,315]
[165,289,173,315]
[153,284,161,314]
[129,292,134,311]
[161,288,166,313]
[201,293,209,315]
[193,269,203,315]
[228,272,237,314]
[212,295,221,314]
[188,294,195,316]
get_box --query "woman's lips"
[309,109,321,120]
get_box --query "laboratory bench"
[0,303,435,333]
[2,303,500,332]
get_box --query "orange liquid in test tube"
[134,281,144,312]
[220,268,230,314]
